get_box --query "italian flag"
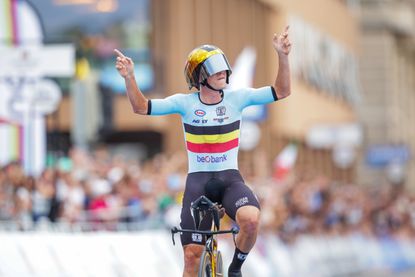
[273,143,298,181]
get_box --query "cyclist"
[115,25,291,277]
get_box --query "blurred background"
[0,0,415,276]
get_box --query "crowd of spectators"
[1,146,414,244]
[0,146,186,231]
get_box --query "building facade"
[354,0,415,188]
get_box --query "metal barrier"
[1,228,415,277]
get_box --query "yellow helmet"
[184,45,232,90]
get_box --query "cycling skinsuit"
[148,86,278,245]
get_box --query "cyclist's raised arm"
[150,94,187,116]
[114,49,149,115]
[272,25,292,100]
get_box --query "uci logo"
[194,109,206,117]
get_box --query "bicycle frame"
[171,227,238,277]
[205,227,219,276]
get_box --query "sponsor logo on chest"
[194,109,206,117]
[197,154,228,163]
[192,119,208,124]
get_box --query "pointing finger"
[114,49,126,58]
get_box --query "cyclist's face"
[207,70,227,90]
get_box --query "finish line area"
[1,226,415,277]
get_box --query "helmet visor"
[201,54,231,77]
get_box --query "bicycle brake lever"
[171,227,178,246]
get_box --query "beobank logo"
[197,154,227,163]
[194,109,206,117]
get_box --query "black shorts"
[180,169,260,246]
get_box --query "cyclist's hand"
[114,49,135,79]
[273,25,291,56]
[217,205,225,219]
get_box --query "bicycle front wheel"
[198,249,212,277]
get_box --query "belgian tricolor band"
[184,120,240,153]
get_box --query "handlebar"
[171,226,239,246]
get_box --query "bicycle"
[171,195,239,277]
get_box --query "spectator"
[31,168,55,223]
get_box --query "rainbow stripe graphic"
[0,118,23,165]
[0,0,23,164]
[0,0,19,45]
[184,121,240,153]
